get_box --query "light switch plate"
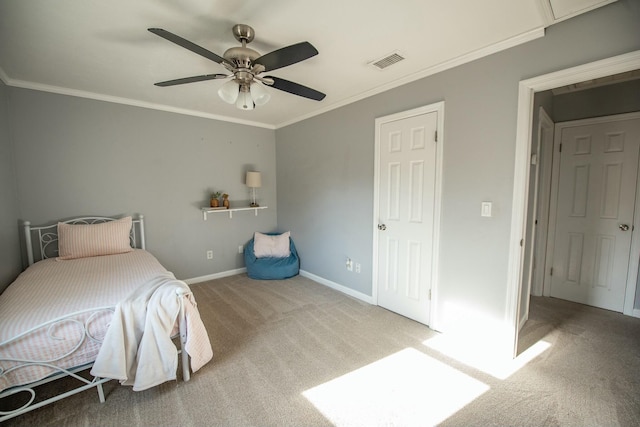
[481,202,492,217]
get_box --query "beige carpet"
[2,274,639,426]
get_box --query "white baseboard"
[183,268,375,306]
[184,268,247,285]
[299,270,375,304]
[633,309,640,319]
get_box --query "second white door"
[550,116,640,312]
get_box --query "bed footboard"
[0,365,111,422]
[0,306,113,421]
[0,291,192,422]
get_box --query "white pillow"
[253,231,291,258]
[58,216,133,260]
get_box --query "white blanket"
[90,273,213,391]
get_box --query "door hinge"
[550,267,553,276]
[520,238,524,247]
[559,143,562,153]
[434,130,438,142]
[429,289,432,300]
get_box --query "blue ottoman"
[244,233,300,280]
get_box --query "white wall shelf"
[201,206,267,220]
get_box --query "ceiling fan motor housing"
[225,24,260,85]
[223,46,260,69]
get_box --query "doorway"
[508,50,640,357]
[373,102,444,327]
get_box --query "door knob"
[619,224,630,231]
[378,224,387,231]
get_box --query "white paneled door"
[550,117,640,312]
[376,108,440,326]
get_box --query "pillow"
[253,231,291,258]
[58,216,133,260]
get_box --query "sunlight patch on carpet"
[423,335,551,380]
[302,348,488,426]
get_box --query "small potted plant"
[210,191,222,207]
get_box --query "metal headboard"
[23,215,146,266]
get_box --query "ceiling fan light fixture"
[250,82,271,106]
[218,79,239,104]
[150,25,325,108]
[236,85,254,110]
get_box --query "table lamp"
[246,171,262,207]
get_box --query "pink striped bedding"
[0,249,169,392]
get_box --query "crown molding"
[2,75,275,130]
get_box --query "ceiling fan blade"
[154,74,228,87]
[266,76,326,101]
[254,42,318,72]
[148,28,230,66]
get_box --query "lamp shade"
[218,80,239,104]
[236,87,254,110]
[246,171,262,188]
[250,82,271,106]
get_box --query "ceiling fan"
[148,24,326,110]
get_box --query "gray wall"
[8,88,277,281]
[0,80,22,291]
[553,79,640,122]
[276,0,640,332]
[276,106,376,296]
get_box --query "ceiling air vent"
[370,52,405,70]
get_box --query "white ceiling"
[0,1,603,128]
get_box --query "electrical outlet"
[346,258,353,272]
[206,250,213,260]
[355,263,361,273]
[238,245,244,254]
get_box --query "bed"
[0,215,213,422]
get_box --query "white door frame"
[507,50,640,357]
[543,112,640,308]
[372,102,445,330]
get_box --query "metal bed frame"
[0,215,191,422]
